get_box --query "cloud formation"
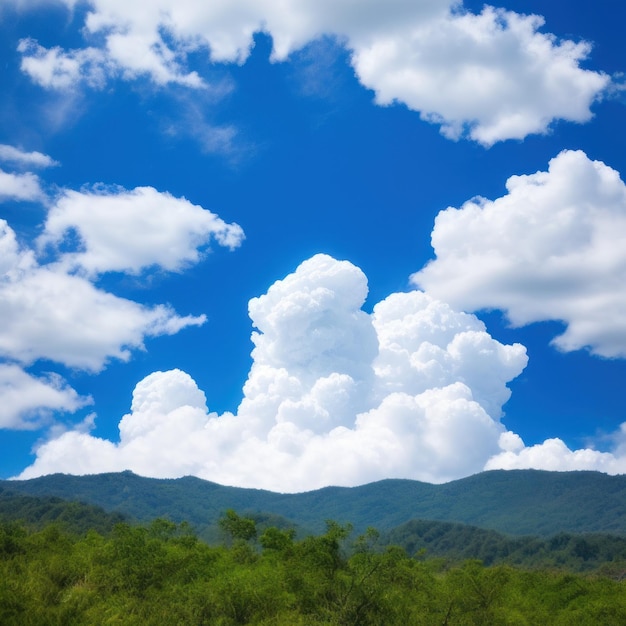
[0,146,243,426]
[0,365,91,430]
[0,169,44,202]
[16,1,609,144]
[17,39,111,90]
[18,254,530,490]
[0,144,58,169]
[412,150,626,357]
[486,431,626,475]
[349,6,607,145]
[0,145,57,202]
[0,262,205,371]
[20,254,626,489]
[39,185,244,276]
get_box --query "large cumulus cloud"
[18,254,529,490]
[412,150,626,358]
[15,1,609,144]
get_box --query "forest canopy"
[2,512,626,625]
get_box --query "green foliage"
[219,509,258,544]
[2,515,626,625]
[4,482,626,575]
[259,525,296,552]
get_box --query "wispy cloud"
[0,365,91,430]
[0,144,58,168]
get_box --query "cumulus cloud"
[0,168,243,373]
[412,150,626,358]
[0,162,242,447]
[17,254,530,491]
[0,212,209,371]
[0,264,205,371]
[16,1,609,144]
[486,431,626,475]
[350,7,608,145]
[0,219,36,277]
[0,364,91,430]
[39,185,244,276]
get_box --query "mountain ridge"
[4,469,625,537]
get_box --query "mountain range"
[3,469,625,538]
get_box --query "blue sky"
[1,0,625,491]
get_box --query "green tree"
[218,509,257,544]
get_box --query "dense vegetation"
[4,471,626,623]
[6,468,626,536]
[0,488,127,536]
[4,485,626,574]
[385,519,626,573]
[2,512,626,625]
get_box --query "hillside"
[0,487,127,535]
[4,469,626,537]
[383,519,626,571]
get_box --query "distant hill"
[3,469,626,537]
[383,519,626,571]
[0,487,127,535]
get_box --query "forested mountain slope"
[0,487,127,534]
[4,469,626,536]
[383,519,626,572]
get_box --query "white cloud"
[0,144,57,202]
[412,150,626,358]
[39,185,245,276]
[350,7,608,145]
[0,219,36,277]
[0,168,44,202]
[0,173,244,371]
[247,254,378,385]
[17,255,529,491]
[0,264,205,371]
[371,291,527,419]
[19,429,122,477]
[17,38,110,90]
[486,431,626,475]
[104,31,203,87]
[17,1,609,144]
[0,148,244,455]
[0,364,91,430]
[0,144,58,168]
